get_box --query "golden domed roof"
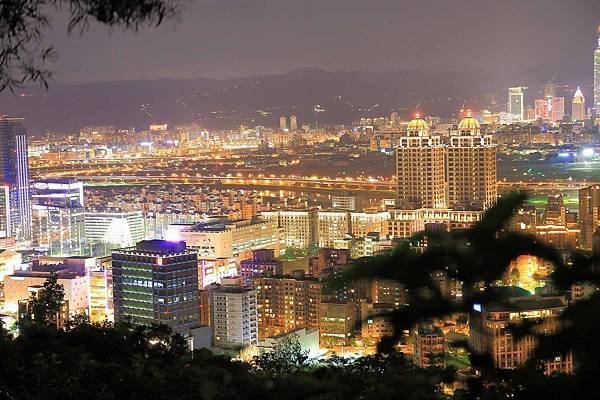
[457,116,481,131]
[407,116,429,132]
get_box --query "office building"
[572,87,586,121]
[308,248,351,277]
[251,274,322,340]
[0,116,31,241]
[595,29,600,116]
[4,265,88,314]
[317,211,350,247]
[579,185,600,250]
[470,291,572,374]
[395,117,446,209]
[319,299,356,347]
[88,266,114,323]
[0,186,10,238]
[360,301,394,344]
[289,114,298,131]
[172,217,280,261]
[331,195,359,211]
[239,249,283,287]
[31,179,85,256]
[447,114,497,211]
[279,115,287,131]
[534,99,549,120]
[112,240,199,335]
[0,247,21,281]
[349,211,389,237]
[261,210,317,249]
[508,87,525,122]
[551,97,565,122]
[210,276,258,346]
[85,209,144,255]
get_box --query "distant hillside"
[0,67,511,135]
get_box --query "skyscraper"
[508,87,525,122]
[289,114,298,130]
[534,99,549,120]
[447,114,497,210]
[396,116,446,209]
[0,116,31,241]
[112,240,199,335]
[279,115,287,130]
[551,97,565,122]
[572,87,586,121]
[594,28,600,116]
[579,185,600,250]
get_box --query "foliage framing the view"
[0,0,180,92]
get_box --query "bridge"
[33,172,599,193]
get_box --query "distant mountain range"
[0,67,533,135]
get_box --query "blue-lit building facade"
[111,240,200,335]
[0,116,31,241]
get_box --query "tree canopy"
[0,0,179,92]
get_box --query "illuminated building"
[413,322,445,368]
[350,211,389,237]
[31,180,85,256]
[387,209,483,239]
[572,87,586,121]
[173,217,280,261]
[508,87,525,122]
[551,97,565,122]
[0,116,32,241]
[198,257,238,288]
[360,301,394,343]
[505,255,553,293]
[396,117,446,209]
[544,83,556,99]
[112,240,199,335]
[279,115,287,130]
[308,248,351,277]
[4,266,88,314]
[595,28,600,116]
[319,299,355,347]
[88,266,114,323]
[239,249,283,286]
[290,114,298,131]
[317,211,350,247]
[251,273,321,340]
[370,278,407,307]
[578,185,600,250]
[79,126,115,143]
[0,247,21,281]
[18,286,69,329]
[534,98,549,120]
[210,276,258,346]
[469,290,573,374]
[331,195,358,211]
[0,186,10,238]
[261,210,316,249]
[84,209,145,255]
[447,114,496,211]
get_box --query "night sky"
[40,0,600,84]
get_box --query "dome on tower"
[407,116,429,133]
[573,86,585,104]
[457,116,481,131]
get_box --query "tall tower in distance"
[279,115,287,131]
[447,112,497,211]
[594,27,600,117]
[508,87,526,122]
[396,116,446,209]
[572,87,586,121]
[290,114,298,131]
[0,116,31,241]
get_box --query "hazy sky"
[46,0,600,83]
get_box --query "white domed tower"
[396,115,446,209]
[447,111,496,211]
